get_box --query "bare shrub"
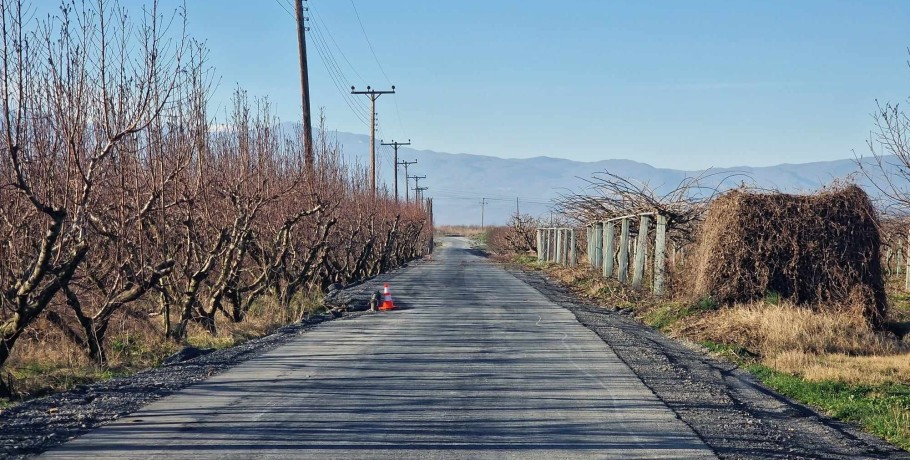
[486,213,539,254]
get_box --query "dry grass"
[3,290,326,400]
[685,301,910,385]
[767,351,910,385]
[510,246,910,450]
[544,263,655,309]
[688,302,903,356]
[517,256,910,387]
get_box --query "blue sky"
[38,1,910,169]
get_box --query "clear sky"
[45,1,910,170]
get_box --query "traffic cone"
[380,284,396,311]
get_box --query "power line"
[308,5,367,85]
[276,0,371,127]
[308,30,371,126]
[348,0,392,85]
[274,0,293,17]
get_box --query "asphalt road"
[41,237,715,459]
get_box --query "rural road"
[41,237,715,459]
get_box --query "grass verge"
[1,289,328,405]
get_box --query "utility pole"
[409,175,426,201]
[480,198,488,229]
[516,197,520,215]
[415,186,429,202]
[381,139,411,202]
[295,0,314,170]
[398,159,417,203]
[351,85,395,195]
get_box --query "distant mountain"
[320,129,885,225]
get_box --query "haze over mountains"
[327,130,885,225]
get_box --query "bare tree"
[0,0,189,376]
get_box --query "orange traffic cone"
[380,284,396,311]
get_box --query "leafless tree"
[0,0,190,372]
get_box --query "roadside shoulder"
[0,259,425,460]
[506,265,910,460]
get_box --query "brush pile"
[692,185,887,325]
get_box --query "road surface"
[42,237,714,459]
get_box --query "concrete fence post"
[570,229,577,266]
[585,225,594,267]
[632,215,650,289]
[543,229,549,262]
[593,222,604,270]
[603,221,615,278]
[555,228,563,265]
[654,214,667,296]
[546,229,553,262]
[542,229,548,262]
[536,229,543,263]
[617,218,630,283]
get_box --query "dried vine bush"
[691,185,887,326]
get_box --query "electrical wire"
[348,0,392,85]
[309,5,367,85]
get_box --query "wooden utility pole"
[295,0,314,170]
[381,139,411,202]
[480,198,488,229]
[409,175,425,201]
[351,85,395,194]
[415,186,429,202]
[398,159,417,203]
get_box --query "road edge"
[505,263,910,460]
[0,257,429,460]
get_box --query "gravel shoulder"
[507,265,910,460]
[0,260,424,460]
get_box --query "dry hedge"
[692,185,887,326]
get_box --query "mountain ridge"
[319,129,880,225]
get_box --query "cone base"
[379,301,395,311]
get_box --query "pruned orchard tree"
[0,0,434,392]
[0,0,191,372]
